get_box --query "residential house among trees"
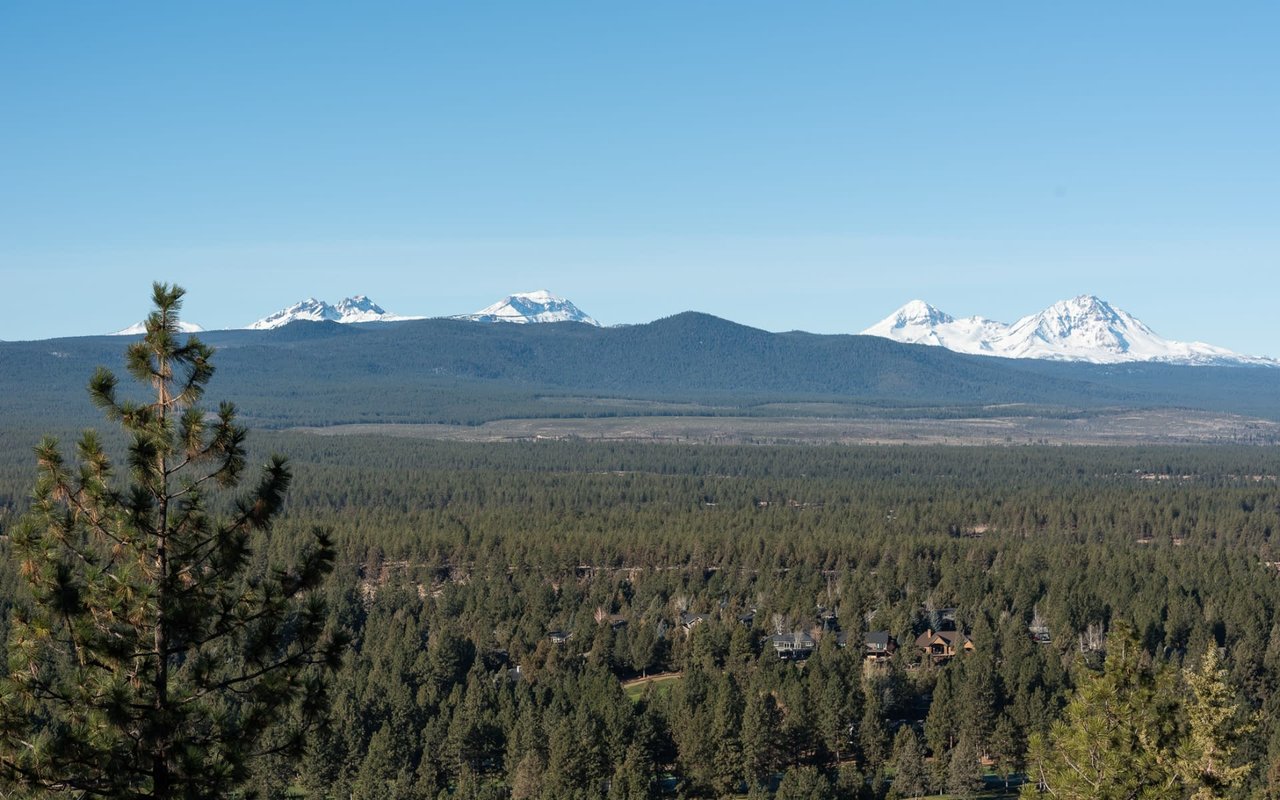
[767,631,816,660]
[914,629,973,662]
[679,612,709,633]
[864,631,898,661]
[834,630,899,661]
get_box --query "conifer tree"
[988,712,1023,791]
[1021,624,1178,800]
[1176,644,1254,799]
[888,726,928,800]
[741,686,784,789]
[958,648,999,752]
[509,749,545,800]
[859,675,890,769]
[351,725,409,800]
[0,284,344,798]
[924,665,958,757]
[774,764,832,800]
[815,659,857,766]
[607,742,656,800]
[945,734,984,799]
[708,673,744,795]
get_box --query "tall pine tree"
[1175,644,1254,799]
[0,284,344,798]
[1021,624,1179,800]
[888,725,929,800]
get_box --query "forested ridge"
[3,436,1280,797]
[5,314,1280,429]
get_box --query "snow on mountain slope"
[862,296,1274,365]
[248,298,337,329]
[248,296,422,329]
[863,300,1007,355]
[996,296,1257,364]
[331,295,412,324]
[110,320,205,336]
[457,290,599,325]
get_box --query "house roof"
[915,629,971,648]
[767,632,816,647]
[866,631,895,648]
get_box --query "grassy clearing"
[622,671,684,702]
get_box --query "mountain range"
[452,290,599,326]
[11,311,1280,434]
[862,295,1273,366]
[240,290,598,330]
[106,291,1271,368]
[247,295,424,330]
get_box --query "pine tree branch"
[179,647,331,705]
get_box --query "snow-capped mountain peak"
[332,295,390,323]
[249,298,339,329]
[458,290,600,326]
[862,296,1274,366]
[109,320,205,336]
[1021,295,1151,339]
[881,299,956,329]
[248,296,420,330]
[864,301,1004,354]
[999,295,1159,360]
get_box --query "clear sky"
[2,2,1277,352]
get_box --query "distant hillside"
[3,312,1280,429]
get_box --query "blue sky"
[1,2,1277,352]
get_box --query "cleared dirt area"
[294,407,1280,446]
